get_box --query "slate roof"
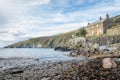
[87,18,106,27]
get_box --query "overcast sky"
[0,0,120,47]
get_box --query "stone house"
[85,14,112,37]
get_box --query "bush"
[76,28,86,37]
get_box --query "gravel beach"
[0,57,85,80]
[0,57,120,80]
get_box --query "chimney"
[88,22,90,25]
[106,13,109,19]
[99,16,102,20]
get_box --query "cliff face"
[4,15,120,48]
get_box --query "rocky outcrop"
[67,39,120,58]
[54,47,71,52]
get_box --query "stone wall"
[106,25,120,35]
[86,35,120,46]
[103,19,112,33]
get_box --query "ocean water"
[0,48,79,61]
[0,48,85,69]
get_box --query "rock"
[117,46,120,51]
[54,46,71,52]
[41,77,50,80]
[4,67,24,74]
[102,58,117,69]
[93,43,99,50]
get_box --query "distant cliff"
[4,30,79,48]
[4,15,120,48]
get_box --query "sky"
[0,0,120,47]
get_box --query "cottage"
[85,14,112,37]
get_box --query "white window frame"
[96,24,98,27]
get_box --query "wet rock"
[54,46,71,52]
[4,67,24,74]
[102,58,117,69]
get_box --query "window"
[96,24,98,27]
[92,31,94,35]
[99,29,103,33]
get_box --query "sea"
[0,48,80,61]
[0,48,85,69]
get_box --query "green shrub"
[76,28,86,37]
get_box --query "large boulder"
[102,58,117,69]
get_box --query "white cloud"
[27,0,50,5]
[26,22,87,37]
[75,0,84,5]
[0,0,50,23]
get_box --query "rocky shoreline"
[0,58,86,80]
[0,55,120,80]
[1,42,120,80]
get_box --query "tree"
[76,28,86,37]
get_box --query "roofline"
[86,18,106,27]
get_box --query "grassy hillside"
[105,15,120,35]
[110,15,120,27]
[4,15,120,48]
[5,29,79,48]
